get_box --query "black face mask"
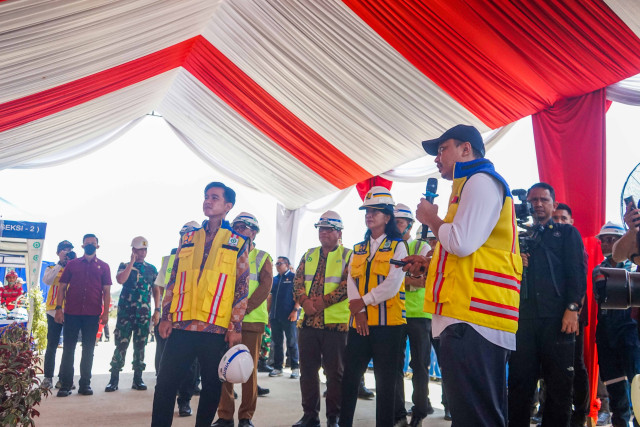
[84,244,97,255]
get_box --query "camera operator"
[508,183,587,427]
[612,202,640,265]
[406,124,522,427]
[593,222,640,427]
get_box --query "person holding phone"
[612,197,640,265]
[105,236,159,392]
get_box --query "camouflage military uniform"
[109,261,158,372]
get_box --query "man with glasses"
[291,211,351,427]
[214,213,272,427]
[269,257,300,379]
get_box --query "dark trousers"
[44,314,64,378]
[597,336,640,427]
[154,323,166,373]
[430,334,448,410]
[339,325,406,427]
[59,314,100,389]
[395,318,431,420]
[508,317,575,427]
[571,326,589,425]
[439,323,509,427]
[271,317,299,370]
[298,327,347,419]
[151,329,226,427]
[154,324,199,405]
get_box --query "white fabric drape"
[380,123,515,182]
[607,75,640,106]
[276,203,306,264]
[0,71,178,169]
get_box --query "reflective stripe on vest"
[349,238,406,327]
[170,223,245,327]
[243,248,271,324]
[423,159,522,333]
[45,268,64,311]
[303,246,351,324]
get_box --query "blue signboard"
[0,220,47,239]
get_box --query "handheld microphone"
[420,178,438,240]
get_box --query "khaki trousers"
[217,329,262,420]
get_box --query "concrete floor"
[36,330,452,426]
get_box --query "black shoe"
[358,381,374,399]
[211,418,234,427]
[409,415,424,427]
[105,372,119,392]
[257,385,270,396]
[57,388,72,397]
[257,360,273,373]
[425,401,435,416]
[443,407,452,421]
[394,417,408,427]
[178,402,192,417]
[234,390,238,399]
[238,420,254,427]
[55,380,76,390]
[193,386,201,396]
[292,414,320,427]
[327,416,339,427]
[78,386,93,395]
[132,371,147,390]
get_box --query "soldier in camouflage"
[105,236,159,392]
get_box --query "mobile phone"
[624,195,637,211]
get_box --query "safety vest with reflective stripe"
[424,159,522,333]
[303,246,352,324]
[405,240,431,319]
[45,267,64,311]
[243,248,272,324]
[170,223,246,328]
[350,238,406,327]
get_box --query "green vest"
[243,248,272,324]
[303,246,352,324]
[405,240,431,319]
[164,254,175,286]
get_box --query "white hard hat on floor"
[218,344,253,384]
[232,212,260,232]
[595,221,625,238]
[360,186,395,211]
[314,210,344,230]
[394,203,414,220]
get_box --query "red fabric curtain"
[356,176,393,201]
[344,0,640,128]
[532,89,607,419]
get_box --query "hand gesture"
[301,298,317,316]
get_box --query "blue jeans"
[270,318,299,370]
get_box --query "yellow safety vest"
[424,159,522,333]
[405,240,431,319]
[303,246,352,324]
[243,248,272,324]
[350,238,406,327]
[170,223,246,328]
[45,266,64,311]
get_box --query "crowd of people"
[28,123,640,427]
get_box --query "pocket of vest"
[471,247,521,315]
[201,251,237,315]
[170,271,193,313]
[350,256,366,280]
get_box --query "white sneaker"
[290,368,300,379]
[269,369,283,377]
[41,377,53,389]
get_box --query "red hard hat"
[5,271,18,279]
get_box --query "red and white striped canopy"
[2,0,640,208]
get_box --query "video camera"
[512,189,535,253]
[66,251,77,261]
[594,267,640,309]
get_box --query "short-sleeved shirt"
[117,261,158,307]
[59,256,112,316]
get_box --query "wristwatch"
[154,307,161,313]
[55,305,62,310]
[567,302,580,312]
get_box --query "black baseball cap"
[422,124,485,157]
[57,240,74,253]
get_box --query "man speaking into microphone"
[403,125,522,426]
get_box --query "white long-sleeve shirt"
[431,172,516,351]
[347,233,408,307]
[43,263,63,316]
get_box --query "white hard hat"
[131,236,149,249]
[180,221,200,235]
[394,203,414,221]
[0,307,6,320]
[632,374,640,422]
[596,221,625,238]
[314,210,344,230]
[360,186,395,211]
[232,212,260,233]
[218,344,253,384]
[9,307,28,321]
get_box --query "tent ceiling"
[2,0,640,208]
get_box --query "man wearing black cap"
[41,240,76,390]
[404,125,522,426]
